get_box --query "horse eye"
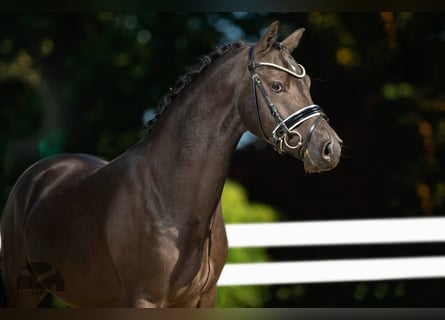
[271,82,283,92]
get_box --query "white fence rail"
[218,217,445,286]
[2,217,445,286]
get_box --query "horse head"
[239,21,342,172]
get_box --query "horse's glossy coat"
[0,22,341,307]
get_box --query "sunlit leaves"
[221,180,277,223]
[382,82,416,100]
[113,52,131,68]
[416,182,433,216]
[0,51,40,86]
[354,282,406,303]
[308,12,339,29]
[380,12,398,48]
[40,38,54,56]
[336,47,359,67]
[216,180,279,307]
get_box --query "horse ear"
[255,21,279,54]
[280,28,305,53]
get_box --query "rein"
[248,46,329,157]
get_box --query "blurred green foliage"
[217,180,278,307]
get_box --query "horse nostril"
[322,141,333,161]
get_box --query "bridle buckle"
[248,46,329,158]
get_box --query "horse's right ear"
[255,21,279,55]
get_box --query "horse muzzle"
[300,132,342,173]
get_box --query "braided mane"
[140,40,246,137]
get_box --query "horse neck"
[126,47,249,227]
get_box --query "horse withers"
[0,21,341,307]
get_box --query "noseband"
[248,46,329,157]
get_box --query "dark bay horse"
[0,21,342,307]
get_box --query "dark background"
[1,12,445,307]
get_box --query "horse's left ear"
[280,28,305,53]
[255,21,279,55]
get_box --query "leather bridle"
[248,46,329,158]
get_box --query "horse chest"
[166,236,216,305]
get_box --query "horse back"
[1,154,108,235]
